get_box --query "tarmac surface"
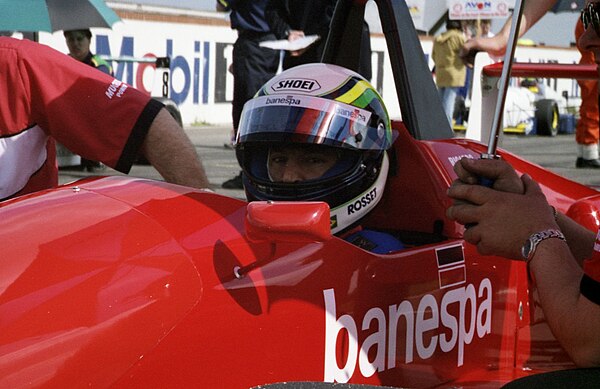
[58,125,600,198]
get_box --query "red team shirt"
[0,37,162,200]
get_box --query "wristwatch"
[521,229,566,262]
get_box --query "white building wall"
[36,13,581,126]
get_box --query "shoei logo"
[272,78,321,92]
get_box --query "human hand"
[290,48,309,57]
[287,30,307,56]
[453,157,524,194]
[287,30,304,41]
[460,48,479,68]
[447,173,557,259]
[461,35,508,59]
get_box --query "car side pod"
[245,201,333,243]
[566,194,600,232]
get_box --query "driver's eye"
[269,155,287,164]
[305,156,326,164]
[303,152,336,164]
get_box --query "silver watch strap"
[523,229,566,262]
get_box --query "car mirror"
[245,201,332,243]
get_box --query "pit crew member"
[0,37,209,201]
[446,157,600,367]
[235,63,403,254]
[64,29,113,76]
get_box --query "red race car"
[1,1,599,388]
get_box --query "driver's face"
[268,145,338,183]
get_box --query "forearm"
[498,0,557,42]
[141,108,210,189]
[530,240,600,367]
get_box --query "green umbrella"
[0,0,120,32]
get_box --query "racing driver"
[235,63,404,253]
[0,36,209,201]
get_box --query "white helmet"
[236,63,394,234]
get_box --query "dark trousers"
[281,21,372,81]
[232,32,280,132]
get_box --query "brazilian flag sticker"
[330,215,338,230]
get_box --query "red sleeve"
[5,37,161,173]
[0,38,31,134]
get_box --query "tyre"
[535,99,559,136]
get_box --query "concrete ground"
[58,125,600,198]
[496,132,600,189]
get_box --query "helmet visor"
[237,95,393,151]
